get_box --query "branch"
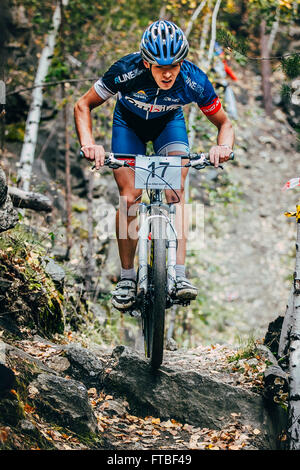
[267,5,280,52]
[8,186,52,212]
[207,0,222,66]
[185,1,207,39]
[6,77,98,97]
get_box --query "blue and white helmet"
[140,20,189,65]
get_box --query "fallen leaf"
[152,418,160,425]
[24,403,35,414]
[0,429,8,443]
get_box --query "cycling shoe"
[175,276,198,301]
[111,279,137,311]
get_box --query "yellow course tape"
[285,205,300,220]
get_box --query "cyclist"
[74,20,235,311]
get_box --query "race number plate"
[135,155,181,190]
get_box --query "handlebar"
[80,151,234,171]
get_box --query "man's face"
[143,61,182,90]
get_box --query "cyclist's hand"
[81,144,105,170]
[209,145,232,168]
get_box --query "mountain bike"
[84,150,234,369]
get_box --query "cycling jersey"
[94,52,221,120]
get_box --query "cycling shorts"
[111,101,189,159]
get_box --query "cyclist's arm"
[74,86,106,169]
[205,107,235,168]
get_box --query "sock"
[175,264,186,278]
[121,267,136,281]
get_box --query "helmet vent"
[140,20,189,65]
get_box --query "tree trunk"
[59,0,72,259]
[0,0,11,152]
[288,210,300,449]
[260,19,273,117]
[8,186,52,212]
[17,3,63,191]
[84,170,96,298]
[17,1,69,192]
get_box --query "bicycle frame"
[137,196,177,304]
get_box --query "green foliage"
[280,83,292,103]
[281,54,300,80]
[5,123,25,142]
[45,57,71,82]
[0,226,65,336]
[216,29,250,57]
[227,335,259,363]
[15,0,54,35]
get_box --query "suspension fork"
[166,203,177,296]
[137,203,149,296]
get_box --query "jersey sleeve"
[94,61,122,101]
[197,75,222,116]
[183,61,222,116]
[94,53,145,102]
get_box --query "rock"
[104,345,280,449]
[273,109,287,123]
[165,338,178,351]
[0,167,18,233]
[102,398,129,418]
[5,343,56,380]
[29,373,97,434]
[264,316,284,356]
[45,355,71,373]
[19,419,38,435]
[42,256,65,290]
[63,344,104,390]
[258,135,277,147]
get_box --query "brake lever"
[105,157,122,169]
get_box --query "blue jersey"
[94,52,221,120]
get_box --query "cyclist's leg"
[112,124,144,272]
[110,123,146,310]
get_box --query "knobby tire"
[148,215,167,369]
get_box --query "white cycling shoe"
[175,276,198,301]
[111,279,137,311]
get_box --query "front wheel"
[147,215,167,369]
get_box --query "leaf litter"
[10,336,268,450]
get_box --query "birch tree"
[17,0,69,192]
[188,0,222,152]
